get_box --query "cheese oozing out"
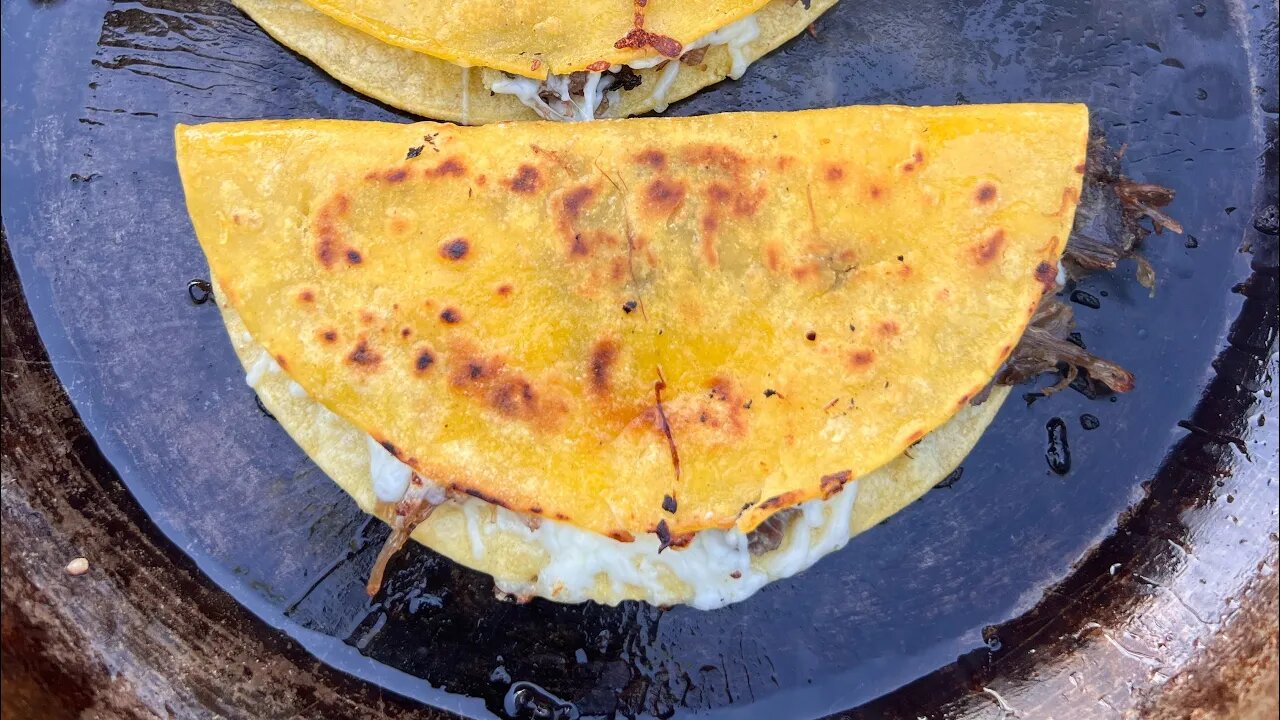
[487,13,761,121]
[242,339,868,609]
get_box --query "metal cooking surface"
[2,1,1275,718]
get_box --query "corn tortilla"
[233,0,835,123]
[176,105,1087,542]
[299,0,773,78]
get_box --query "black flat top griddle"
[2,1,1276,718]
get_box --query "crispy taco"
[175,104,1161,608]
[232,0,834,123]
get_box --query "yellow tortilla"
[300,0,772,78]
[176,104,1087,541]
[233,0,834,124]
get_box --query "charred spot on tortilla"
[972,229,1005,265]
[636,150,666,169]
[849,349,876,368]
[644,178,685,215]
[439,307,461,324]
[1035,261,1058,290]
[507,164,540,193]
[440,238,470,261]
[459,485,510,509]
[901,148,926,173]
[414,348,436,373]
[489,378,541,420]
[588,340,618,395]
[655,519,673,552]
[346,340,382,368]
[428,157,466,177]
[975,182,999,204]
[662,494,678,513]
[682,144,747,174]
[561,186,595,218]
[820,470,852,498]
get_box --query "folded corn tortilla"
[176,104,1087,606]
[233,0,835,123]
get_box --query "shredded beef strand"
[747,508,800,555]
[1063,233,1125,274]
[1113,181,1183,234]
[995,298,1135,395]
[1062,140,1182,293]
[366,482,440,596]
[1066,140,1182,291]
[680,46,709,66]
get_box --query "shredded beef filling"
[614,66,643,90]
[746,508,801,555]
[366,477,440,596]
[1064,140,1182,292]
[995,297,1136,395]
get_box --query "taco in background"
[175,104,1147,609]
[233,0,834,123]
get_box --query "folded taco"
[175,104,1148,609]
[233,0,834,123]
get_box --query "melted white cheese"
[489,12,761,122]
[579,72,605,121]
[490,72,614,122]
[366,435,413,504]
[648,59,683,113]
[646,12,761,110]
[488,75,552,117]
[243,340,864,610]
[686,13,761,80]
[245,351,282,387]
